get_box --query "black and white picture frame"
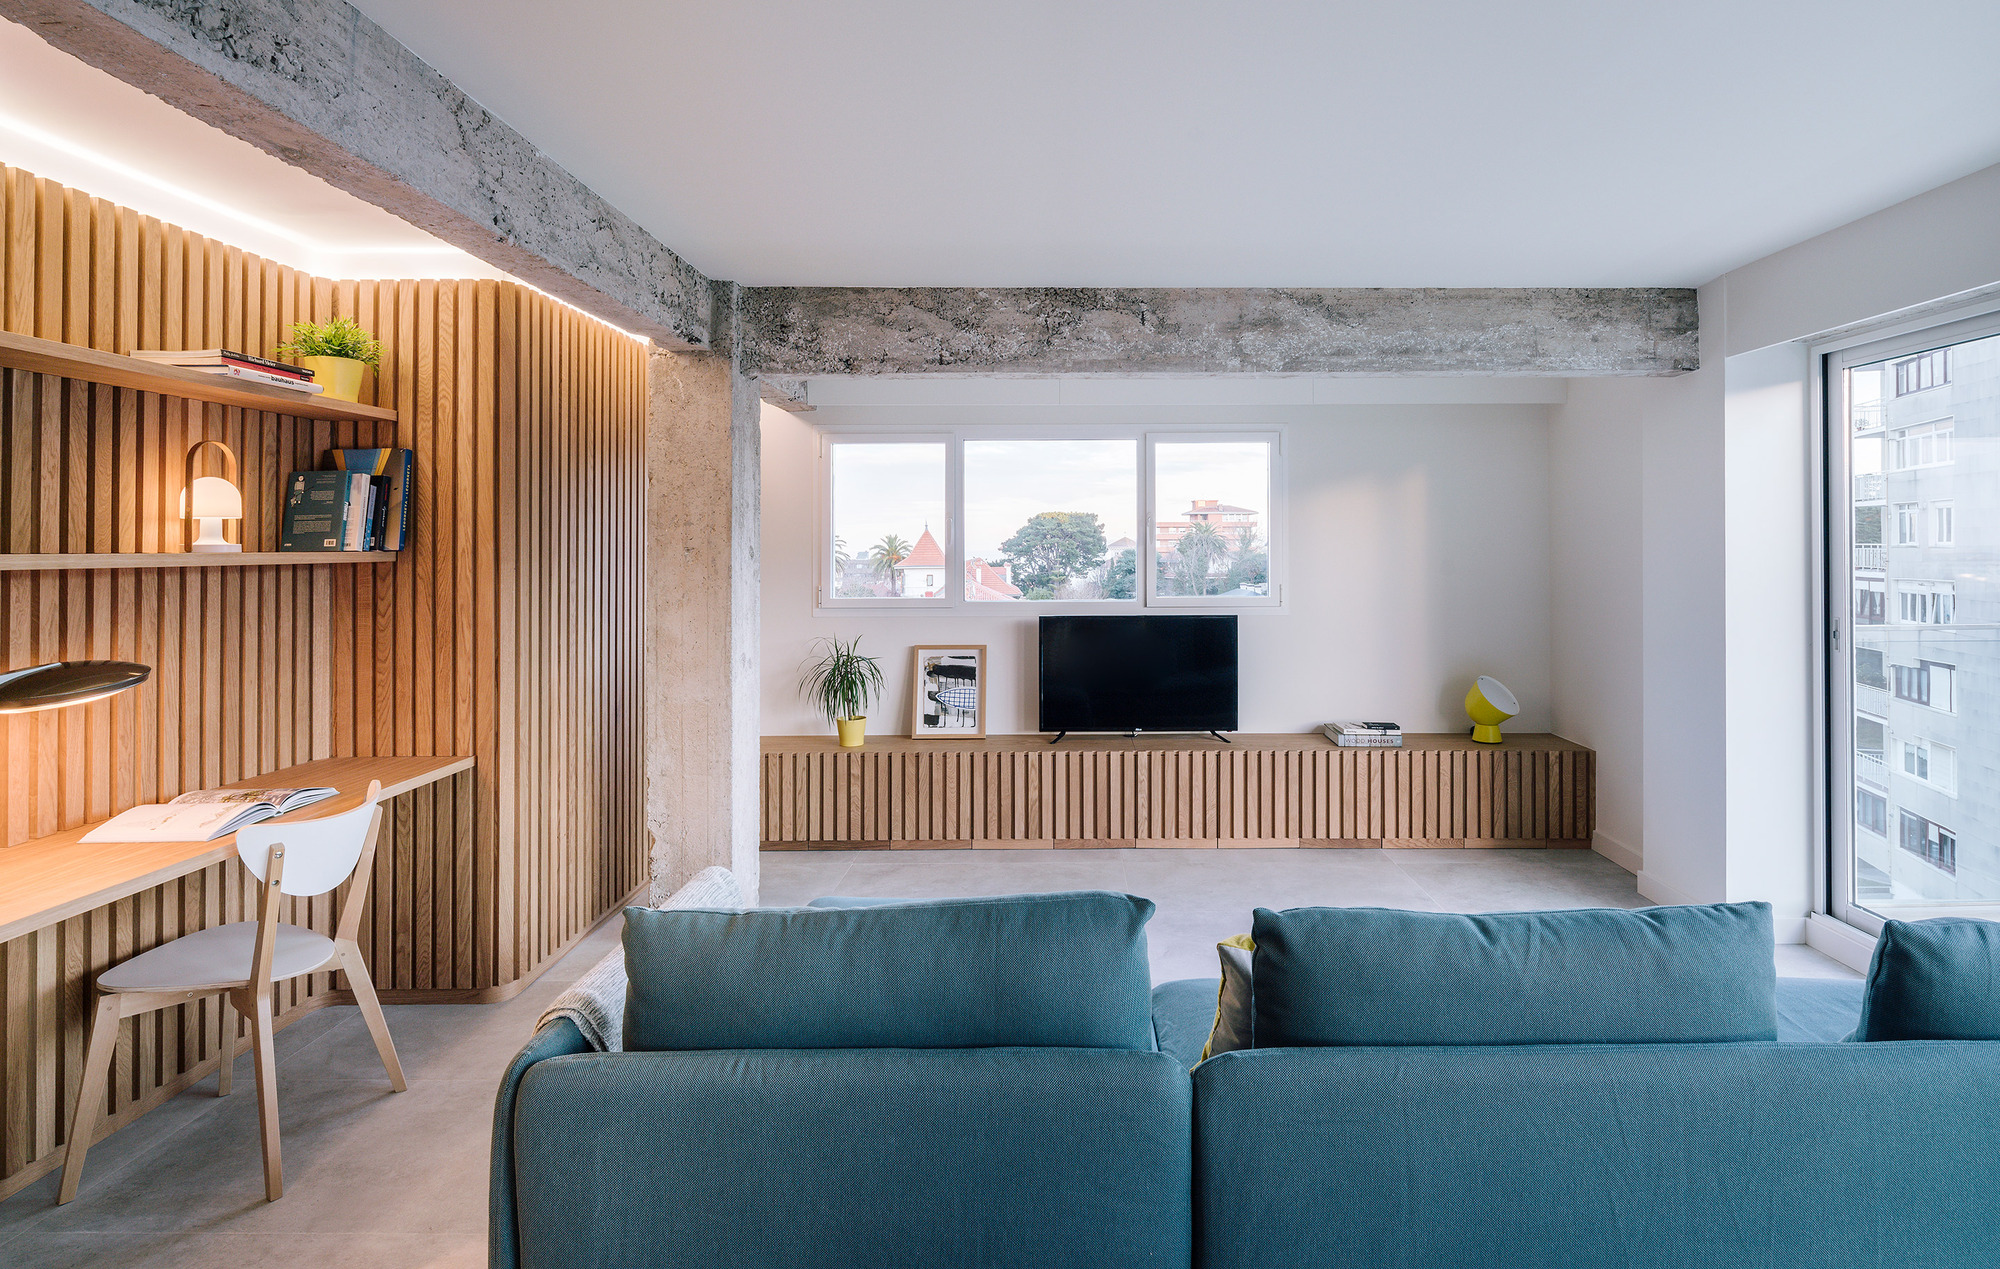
[909,645,986,738]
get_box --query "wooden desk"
[0,755,473,945]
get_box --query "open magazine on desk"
[78,787,338,844]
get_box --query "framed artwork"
[909,645,986,738]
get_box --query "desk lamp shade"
[182,439,243,553]
[0,661,150,713]
[1464,675,1518,745]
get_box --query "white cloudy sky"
[829,438,1269,563]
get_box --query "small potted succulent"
[276,316,382,403]
[801,635,885,748]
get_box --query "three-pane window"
[820,431,1282,608]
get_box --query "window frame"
[814,424,1286,615]
[816,431,957,611]
[1817,303,2000,936]
[1143,431,1286,610]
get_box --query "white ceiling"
[349,0,2000,288]
[0,18,511,282]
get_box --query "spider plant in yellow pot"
[802,635,885,748]
[276,316,382,403]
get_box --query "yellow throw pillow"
[1199,933,1255,1063]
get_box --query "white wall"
[762,397,1556,738]
[1549,377,1646,871]
[1549,161,2000,941]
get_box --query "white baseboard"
[1591,831,1640,875]
[1805,913,1878,974]
[1635,870,1701,908]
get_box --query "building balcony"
[1855,472,1885,502]
[1854,543,1886,571]
[1857,752,1890,790]
[1857,684,1890,717]
[1852,402,1884,434]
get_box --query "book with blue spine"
[327,448,414,552]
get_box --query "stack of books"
[1321,721,1403,748]
[279,449,413,553]
[132,348,324,394]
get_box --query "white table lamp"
[182,440,243,553]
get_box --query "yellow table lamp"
[1464,675,1518,744]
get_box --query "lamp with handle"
[182,439,243,553]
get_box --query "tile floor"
[0,848,1856,1268]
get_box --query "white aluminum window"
[1823,308,2000,929]
[818,428,1284,611]
[821,437,951,607]
[1891,419,1953,469]
[1894,502,1920,545]
[1896,580,1955,625]
[1899,737,1957,796]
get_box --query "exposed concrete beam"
[5,0,715,347]
[739,287,1699,377]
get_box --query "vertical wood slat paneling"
[758,735,1594,850]
[0,165,648,1199]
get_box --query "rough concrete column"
[644,346,762,903]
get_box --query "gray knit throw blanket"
[534,865,742,1052]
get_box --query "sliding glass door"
[1828,314,2000,930]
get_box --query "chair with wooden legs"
[58,781,406,1204]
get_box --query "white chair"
[59,781,406,1204]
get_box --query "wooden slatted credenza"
[761,732,1594,850]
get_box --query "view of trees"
[832,507,1264,601]
[996,512,1108,601]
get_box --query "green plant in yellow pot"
[276,316,382,403]
[801,635,885,748]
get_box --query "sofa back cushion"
[1251,902,1776,1046]
[1856,918,2000,1041]
[623,890,1156,1051]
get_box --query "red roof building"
[892,527,948,596]
[964,557,1022,602]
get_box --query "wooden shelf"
[0,552,398,571]
[0,329,398,424]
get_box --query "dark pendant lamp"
[0,661,151,714]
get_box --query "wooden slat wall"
[0,165,648,1198]
[760,736,1594,849]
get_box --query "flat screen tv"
[1039,615,1238,738]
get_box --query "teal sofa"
[491,892,1191,1269]
[1152,975,2000,1269]
[493,898,2000,1269]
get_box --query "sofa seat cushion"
[1252,902,1777,1046]
[511,1047,1191,1269]
[1857,917,2000,1041]
[623,890,1156,1051]
[1193,1042,2000,1269]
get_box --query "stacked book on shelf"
[1321,721,1403,748]
[132,348,325,395]
[279,449,413,553]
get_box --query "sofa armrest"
[491,1017,592,1269]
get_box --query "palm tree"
[871,533,912,578]
[1172,523,1226,596]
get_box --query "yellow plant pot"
[836,716,867,748]
[298,355,367,403]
